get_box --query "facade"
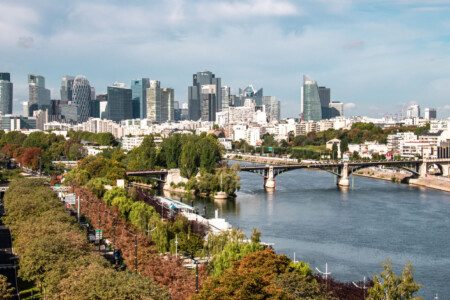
[28,74,51,115]
[72,75,91,122]
[424,108,437,120]
[188,71,221,120]
[147,80,161,123]
[387,132,417,152]
[131,78,150,119]
[60,75,75,102]
[161,87,174,122]
[121,136,145,151]
[0,72,13,115]
[301,75,322,121]
[106,83,132,122]
[1,115,36,131]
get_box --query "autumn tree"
[0,275,14,300]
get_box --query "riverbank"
[354,168,450,192]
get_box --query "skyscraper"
[106,83,132,122]
[188,71,221,120]
[28,74,51,115]
[239,85,263,107]
[424,108,437,120]
[318,86,331,119]
[406,104,420,119]
[147,80,161,123]
[201,84,218,121]
[221,86,231,110]
[72,75,91,122]
[0,72,13,115]
[263,96,281,122]
[329,101,344,118]
[161,88,174,122]
[60,75,75,102]
[301,75,322,121]
[131,78,150,119]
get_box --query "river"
[192,168,450,298]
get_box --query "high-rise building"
[72,75,91,122]
[221,86,231,110]
[28,74,51,115]
[60,75,75,102]
[201,84,218,121]
[0,72,13,115]
[424,108,437,120]
[263,96,281,122]
[329,101,344,118]
[188,71,221,120]
[318,86,331,119]
[161,88,174,122]
[147,80,161,123]
[301,76,322,121]
[106,83,132,122]
[131,78,150,119]
[239,85,263,107]
[406,104,420,119]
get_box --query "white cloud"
[195,0,300,20]
[344,103,356,109]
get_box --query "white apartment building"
[232,124,260,146]
[400,140,437,158]
[121,136,145,151]
[348,142,389,159]
[387,132,417,152]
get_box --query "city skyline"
[1,0,450,118]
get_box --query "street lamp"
[352,276,367,299]
[315,262,331,289]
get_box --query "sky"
[1,0,450,118]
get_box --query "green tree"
[127,135,157,170]
[368,260,422,300]
[331,143,339,160]
[180,139,199,178]
[159,134,182,168]
[129,201,158,232]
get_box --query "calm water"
[193,169,450,298]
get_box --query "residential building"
[131,78,150,119]
[301,75,322,121]
[387,132,417,152]
[121,136,145,151]
[0,72,13,115]
[106,83,132,122]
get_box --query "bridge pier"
[419,161,428,178]
[442,164,449,177]
[337,163,350,187]
[264,166,276,190]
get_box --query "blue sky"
[1,0,450,118]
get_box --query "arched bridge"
[238,158,450,189]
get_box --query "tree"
[180,140,199,178]
[160,134,182,168]
[127,135,157,170]
[199,135,221,173]
[367,260,422,300]
[331,143,338,160]
[0,274,14,300]
[129,201,158,232]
